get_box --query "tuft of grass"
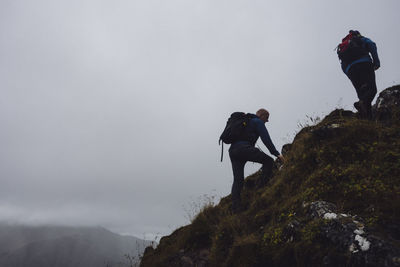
[183,193,217,223]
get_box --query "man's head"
[256,108,269,123]
[349,30,361,37]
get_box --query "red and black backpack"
[337,30,368,63]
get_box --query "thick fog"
[1,0,399,239]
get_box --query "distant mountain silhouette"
[0,223,152,267]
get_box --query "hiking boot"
[354,101,367,118]
[353,101,361,112]
[259,169,272,187]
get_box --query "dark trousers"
[229,143,274,212]
[347,62,377,118]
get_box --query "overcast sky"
[0,0,399,240]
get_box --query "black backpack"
[337,31,369,63]
[219,112,252,161]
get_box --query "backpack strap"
[219,138,224,162]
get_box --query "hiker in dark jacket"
[337,30,380,119]
[229,108,284,213]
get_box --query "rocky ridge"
[141,85,400,267]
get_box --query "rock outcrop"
[306,201,400,267]
[373,85,400,122]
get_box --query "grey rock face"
[373,85,400,122]
[306,201,400,267]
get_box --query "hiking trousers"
[229,143,274,213]
[347,62,377,118]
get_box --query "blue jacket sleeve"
[254,119,280,157]
[363,37,380,69]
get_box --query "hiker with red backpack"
[220,109,285,213]
[337,30,380,119]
